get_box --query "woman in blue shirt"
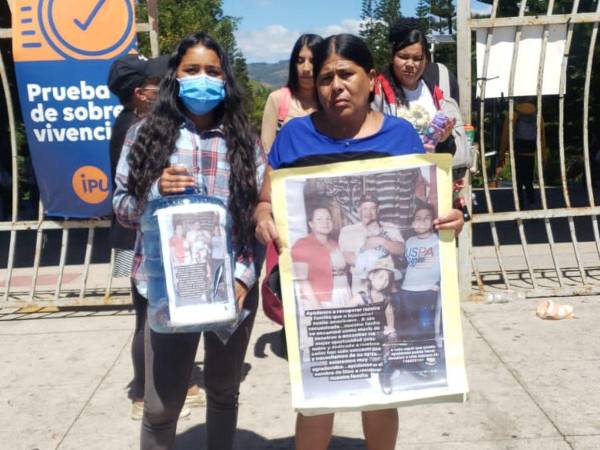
[255,34,463,450]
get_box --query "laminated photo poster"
[155,201,236,327]
[271,153,468,414]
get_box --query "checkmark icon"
[73,0,107,31]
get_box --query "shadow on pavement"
[177,425,365,449]
[253,329,288,360]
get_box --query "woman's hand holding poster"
[271,153,468,414]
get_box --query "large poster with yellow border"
[271,153,468,414]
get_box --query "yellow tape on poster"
[271,153,468,414]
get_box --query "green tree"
[247,80,272,134]
[415,0,431,33]
[429,0,454,34]
[360,0,402,71]
[137,0,240,56]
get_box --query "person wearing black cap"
[108,54,168,178]
[107,53,203,420]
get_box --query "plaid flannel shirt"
[113,118,267,298]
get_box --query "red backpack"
[276,86,292,131]
[261,241,284,325]
[260,87,292,326]
[373,73,443,110]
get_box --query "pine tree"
[359,0,377,56]
[359,0,403,71]
[415,0,431,34]
[374,0,402,26]
[429,0,454,34]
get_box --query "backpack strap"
[432,85,444,110]
[277,86,292,125]
[375,74,397,106]
[436,63,451,100]
[261,241,284,326]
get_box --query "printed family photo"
[272,155,467,413]
[289,163,446,396]
[166,212,224,305]
[156,203,236,327]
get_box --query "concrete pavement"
[1,293,599,449]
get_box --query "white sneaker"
[130,402,192,421]
[184,390,206,407]
[179,405,192,419]
[130,401,144,420]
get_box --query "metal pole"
[456,0,472,300]
[506,0,538,289]
[558,1,587,285]
[0,29,19,301]
[147,0,160,57]
[477,0,511,289]
[582,1,600,260]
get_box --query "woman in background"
[260,33,323,153]
[373,18,457,154]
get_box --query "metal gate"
[457,0,600,297]
[0,0,159,307]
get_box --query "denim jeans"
[140,285,258,450]
[394,289,439,340]
[130,281,147,400]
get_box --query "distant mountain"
[247,60,289,88]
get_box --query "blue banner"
[13,0,137,217]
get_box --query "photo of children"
[169,221,188,265]
[398,203,441,348]
[350,255,400,395]
[163,212,227,307]
[156,201,237,329]
[285,163,448,401]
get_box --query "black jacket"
[109,109,138,250]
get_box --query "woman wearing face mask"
[260,33,323,153]
[107,54,206,421]
[255,34,463,450]
[113,32,266,450]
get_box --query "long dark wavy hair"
[127,31,259,255]
[286,33,323,96]
[384,18,431,107]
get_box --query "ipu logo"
[72,165,109,204]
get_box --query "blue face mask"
[177,74,226,116]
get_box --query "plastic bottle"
[464,124,476,147]
[422,111,450,148]
[484,290,526,304]
[140,194,237,333]
[168,153,206,196]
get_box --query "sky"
[222,0,492,63]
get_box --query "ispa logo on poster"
[270,154,469,414]
[12,0,137,217]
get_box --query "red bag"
[261,241,284,325]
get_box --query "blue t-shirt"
[269,114,424,169]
